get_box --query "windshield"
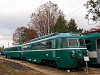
[68,38,78,47]
[79,39,85,47]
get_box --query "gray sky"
[0,0,98,47]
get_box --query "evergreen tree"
[52,15,68,33]
[68,19,78,32]
[78,28,83,33]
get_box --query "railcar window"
[57,39,61,48]
[12,47,17,51]
[37,43,41,49]
[34,44,37,50]
[46,41,52,49]
[23,45,28,50]
[68,39,78,47]
[5,48,10,51]
[31,44,35,50]
[85,40,91,51]
[41,42,46,49]
[18,47,21,50]
[4,48,8,51]
[52,40,55,48]
[79,39,85,46]
[97,39,100,49]
[62,38,67,48]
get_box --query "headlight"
[86,50,89,56]
[79,53,82,56]
[72,51,75,57]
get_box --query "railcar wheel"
[22,57,27,61]
[6,56,7,58]
[41,60,45,65]
[5,55,8,58]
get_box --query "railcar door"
[54,38,63,67]
[97,39,100,64]
[55,39,62,60]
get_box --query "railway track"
[0,55,100,75]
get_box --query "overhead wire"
[20,0,87,27]
[20,0,44,26]
[65,6,84,16]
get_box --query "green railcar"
[21,33,88,69]
[4,45,22,59]
[84,32,100,65]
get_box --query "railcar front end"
[54,38,88,69]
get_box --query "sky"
[0,0,99,47]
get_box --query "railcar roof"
[55,33,83,38]
[23,33,84,45]
[84,32,100,38]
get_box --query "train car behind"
[84,32,100,65]
[4,45,22,59]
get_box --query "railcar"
[84,32,100,65]
[21,33,88,69]
[0,48,8,55]
[4,45,22,59]
[0,50,5,55]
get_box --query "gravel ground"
[0,59,45,75]
[0,55,100,75]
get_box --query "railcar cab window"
[62,38,67,48]
[79,39,85,47]
[68,38,78,47]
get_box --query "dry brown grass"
[0,59,45,75]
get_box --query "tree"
[53,17,83,33]
[0,45,4,51]
[13,27,38,45]
[78,28,83,33]
[52,15,68,33]
[13,27,26,45]
[30,1,64,36]
[84,0,100,23]
[22,28,38,43]
[67,19,79,32]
